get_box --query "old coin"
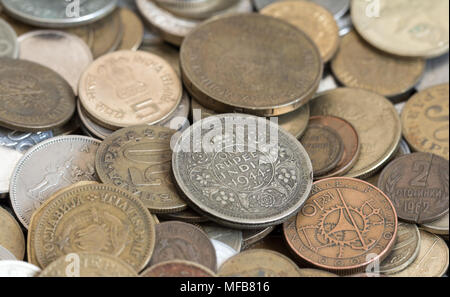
[39,252,138,277]
[0,260,41,277]
[298,269,338,277]
[157,0,240,20]
[118,7,143,50]
[211,239,238,269]
[242,226,274,249]
[379,222,421,274]
[0,58,75,132]
[159,207,208,223]
[310,88,402,178]
[421,213,449,236]
[159,91,191,132]
[18,30,93,95]
[79,50,182,129]
[172,114,313,229]
[389,230,449,277]
[378,153,449,224]
[331,31,426,98]
[402,83,449,160]
[0,206,24,260]
[0,245,16,260]
[218,249,302,277]
[141,260,216,277]
[284,178,398,274]
[0,0,117,28]
[77,100,113,140]
[95,125,187,213]
[262,1,339,63]
[52,115,81,136]
[140,42,181,77]
[180,14,322,116]
[0,17,18,58]
[416,53,449,91]
[253,0,350,19]
[148,221,217,272]
[10,135,100,228]
[300,122,344,177]
[351,0,449,58]
[202,222,243,252]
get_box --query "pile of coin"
[0,0,449,278]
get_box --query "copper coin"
[311,116,360,179]
[141,260,216,277]
[378,153,449,224]
[0,58,75,132]
[284,177,398,274]
[148,221,217,272]
[180,13,322,116]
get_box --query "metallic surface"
[0,17,18,58]
[0,206,25,260]
[0,260,41,277]
[140,260,216,277]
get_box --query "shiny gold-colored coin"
[118,8,144,51]
[331,31,425,98]
[310,88,402,178]
[402,83,449,160]
[0,207,25,260]
[79,50,182,129]
[261,1,339,62]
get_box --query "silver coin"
[0,0,118,28]
[9,135,100,228]
[242,226,274,248]
[202,222,243,252]
[77,100,113,140]
[159,91,191,132]
[0,17,18,58]
[415,53,449,91]
[0,245,16,260]
[0,260,41,277]
[172,114,313,229]
[0,128,53,194]
[211,239,238,270]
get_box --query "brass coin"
[421,213,449,236]
[378,153,449,224]
[298,269,339,277]
[331,31,425,98]
[310,88,402,178]
[300,122,344,177]
[261,1,340,62]
[29,183,156,271]
[95,125,187,213]
[0,206,25,260]
[141,260,216,277]
[79,50,182,129]
[118,8,143,51]
[0,58,75,132]
[284,177,398,274]
[218,249,302,277]
[159,207,209,223]
[402,83,449,160]
[39,252,138,277]
[140,42,181,77]
[389,230,449,277]
[180,13,323,116]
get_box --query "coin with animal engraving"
[148,221,217,272]
[0,206,24,260]
[0,58,75,132]
[180,14,322,116]
[117,7,143,50]
[0,17,18,58]
[416,53,449,91]
[378,153,449,224]
[331,31,426,98]
[218,249,302,277]
[402,84,449,160]
[10,135,100,228]
[421,213,449,236]
[95,125,187,213]
[141,260,216,277]
[172,114,313,229]
[0,260,41,277]
[0,245,16,260]
[284,177,398,274]
[351,0,449,58]
[310,88,402,178]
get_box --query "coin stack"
[0,0,448,278]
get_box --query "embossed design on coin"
[141,260,216,277]
[0,260,41,277]
[0,17,18,58]
[0,206,25,260]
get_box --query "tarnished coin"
[211,239,238,269]
[148,221,217,272]
[159,207,208,223]
[0,17,18,58]
[416,53,449,91]
[378,153,449,224]
[29,183,155,271]
[262,1,339,62]
[351,0,449,58]
[18,30,93,95]
[39,252,137,277]
[298,269,338,277]
[284,178,398,274]
[310,88,402,178]
[0,206,24,260]
[242,226,274,249]
[79,50,182,129]
[10,135,100,228]
[331,31,426,98]
[141,260,216,277]
[172,114,313,229]
[180,14,322,116]
[218,249,302,277]
[0,58,75,132]
[300,122,344,177]
[202,222,243,252]
[402,84,449,160]
[389,230,449,277]
[421,213,449,236]
[0,260,41,277]
[95,125,187,213]
[0,245,16,260]
[118,7,143,50]
[379,223,421,275]
[0,0,117,28]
